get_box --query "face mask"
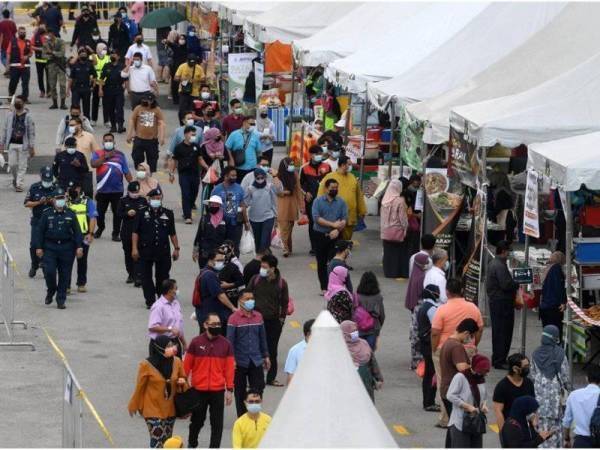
[243,299,255,311]
[149,199,161,208]
[189,135,197,143]
[66,147,76,155]
[443,261,450,272]
[214,261,224,271]
[255,179,266,187]
[110,56,117,63]
[68,126,76,134]
[332,151,340,159]
[287,165,295,173]
[188,60,196,66]
[350,330,360,342]
[174,289,180,299]
[120,12,127,19]
[246,403,262,414]
[99,50,106,57]
[260,113,268,118]
[136,171,146,180]
[346,164,353,171]
[189,32,196,37]
[79,55,87,62]
[321,146,329,155]
[208,206,220,214]
[178,39,185,45]
[128,192,140,198]
[186,119,195,127]
[329,189,338,198]
[207,326,221,335]
[136,39,143,45]
[18,33,26,39]
[313,155,322,163]
[234,107,243,115]
[260,165,269,172]
[42,181,53,188]
[14,102,23,110]
[228,177,237,184]
[520,367,530,377]
[104,142,114,151]
[55,198,66,208]
[133,60,142,68]
[259,267,268,278]
[206,110,215,118]
[248,126,255,133]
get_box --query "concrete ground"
[0,7,587,449]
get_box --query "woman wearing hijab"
[256,105,275,165]
[193,195,226,269]
[217,242,244,307]
[136,163,161,198]
[91,42,111,127]
[128,335,187,448]
[380,179,409,278]
[341,320,383,402]
[500,396,554,448]
[166,33,187,104]
[406,252,431,370]
[199,127,228,201]
[326,266,354,323]
[274,157,305,257]
[446,354,491,448]
[540,251,567,339]
[244,167,279,253]
[530,325,570,448]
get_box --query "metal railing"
[62,360,85,448]
[0,233,34,350]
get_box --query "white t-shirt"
[284,340,307,375]
[325,158,338,172]
[423,266,448,304]
[125,43,153,64]
[123,64,156,93]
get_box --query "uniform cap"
[53,187,66,197]
[147,188,162,197]
[40,166,53,181]
[127,181,140,192]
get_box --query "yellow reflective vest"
[68,199,88,234]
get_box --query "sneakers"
[90,120,96,126]
[185,218,192,224]
[15,186,23,192]
[77,285,87,293]
[104,122,110,128]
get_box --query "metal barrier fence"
[62,360,84,448]
[0,234,34,350]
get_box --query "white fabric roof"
[218,2,278,26]
[259,311,397,448]
[244,2,362,44]
[324,2,490,93]
[293,2,426,67]
[406,2,600,144]
[367,2,565,110]
[450,49,600,148]
[528,132,600,191]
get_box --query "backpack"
[192,269,208,307]
[590,394,600,446]
[353,305,375,332]
[251,275,295,316]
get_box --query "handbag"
[353,305,375,332]
[180,64,195,95]
[232,133,251,166]
[408,215,420,232]
[462,410,487,435]
[174,388,200,418]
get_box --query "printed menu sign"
[523,169,540,238]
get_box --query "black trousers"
[442,398,453,448]
[574,435,594,448]
[82,172,93,198]
[121,235,141,281]
[130,90,151,110]
[103,91,125,128]
[540,307,564,343]
[141,255,172,307]
[35,61,47,94]
[314,231,338,290]
[234,362,265,417]
[178,93,197,124]
[9,67,30,100]
[178,172,200,220]
[132,137,159,173]
[30,217,41,270]
[489,299,515,367]
[421,343,436,408]
[264,318,283,384]
[188,390,225,449]
[71,88,91,118]
[91,84,110,123]
[95,192,122,237]
[69,242,90,287]
[306,199,317,251]
[225,222,243,257]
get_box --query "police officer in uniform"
[117,181,147,286]
[99,49,126,133]
[132,188,180,308]
[67,47,95,118]
[66,181,97,293]
[24,166,56,278]
[35,188,84,309]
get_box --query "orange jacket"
[184,333,235,391]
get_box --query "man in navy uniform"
[132,188,180,308]
[24,166,56,278]
[117,180,147,286]
[35,187,84,309]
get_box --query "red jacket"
[183,333,235,392]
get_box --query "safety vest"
[94,54,110,81]
[68,199,88,234]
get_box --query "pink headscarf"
[341,320,372,367]
[207,202,224,228]
[405,252,431,311]
[325,266,351,301]
[380,180,408,242]
[203,128,225,158]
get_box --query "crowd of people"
[3,3,599,449]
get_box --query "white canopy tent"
[405,2,600,145]
[366,2,565,110]
[243,2,362,45]
[217,2,278,26]
[259,311,397,448]
[528,133,600,191]
[450,49,600,148]
[324,2,490,93]
[293,2,426,68]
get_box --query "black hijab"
[147,335,174,381]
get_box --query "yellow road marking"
[489,424,499,434]
[290,321,301,329]
[309,262,317,271]
[395,277,407,282]
[352,239,360,246]
[393,424,410,436]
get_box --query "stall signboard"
[462,189,486,304]
[513,267,533,284]
[423,168,464,252]
[227,53,257,101]
[449,127,481,189]
[254,61,264,104]
[399,108,424,171]
[524,169,540,238]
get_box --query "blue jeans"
[178,172,200,220]
[250,218,274,253]
[43,244,75,305]
[361,334,377,350]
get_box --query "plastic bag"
[240,230,255,255]
[415,360,425,378]
[287,297,295,315]
[271,228,284,249]
[202,159,221,184]
[297,214,309,226]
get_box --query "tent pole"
[298,65,307,163]
[479,147,489,323]
[287,57,297,155]
[359,86,369,189]
[387,99,396,180]
[520,234,530,354]
[565,193,573,381]
[218,17,224,105]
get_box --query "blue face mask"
[150,199,161,208]
[244,300,255,311]
[55,198,66,208]
[246,403,262,414]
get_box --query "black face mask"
[228,177,237,184]
[520,367,530,377]
[135,39,143,45]
[207,326,221,335]
[14,102,23,110]
[18,33,26,39]
[141,101,150,107]
[188,60,196,66]
[328,189,338,198]
[208,206,220,214]
[79,55,87,61]
[260,113,268,118]
[206,110,215,118]
[110,56,117,63]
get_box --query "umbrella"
[139,8,185,29]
